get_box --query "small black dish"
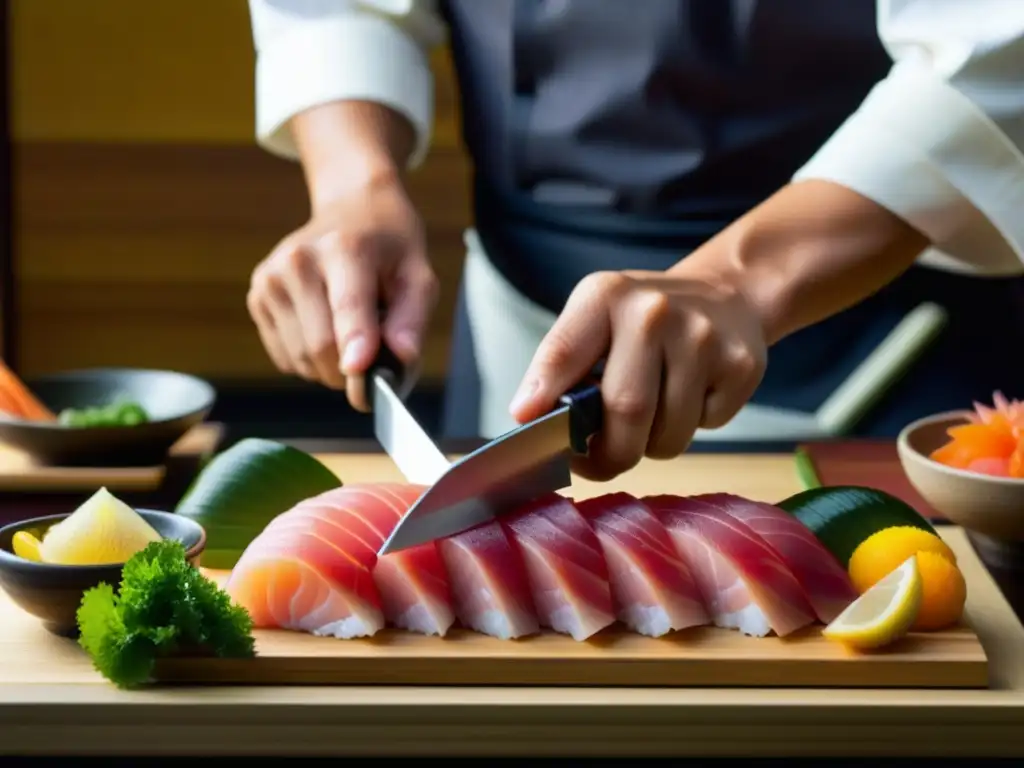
[0,367,216,466]
[0,509,207,636]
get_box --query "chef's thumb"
[510,312,610,424]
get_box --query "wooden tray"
[161,526,987,689]
[154,616,986,689]
[0,422,224,493]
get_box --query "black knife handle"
[559,378,604,455]
[365,303,416,408]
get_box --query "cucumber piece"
[175,438,342,569]
[777,485,938,568]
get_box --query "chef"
[244,0,1024,481]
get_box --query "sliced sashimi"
[226,484,456,638]
[575,492,709,637]
[691,493,858,623]
[645,495,816,637]
[225,529,384,638]
[437,520,540,639]
[502,494,616,641]
[374,540,455,637]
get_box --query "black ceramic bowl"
[0,368,216,466]
[0,510,206,636]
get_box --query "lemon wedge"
[40,487,162,565]
[12,531,44,562]
[823,555,923,650]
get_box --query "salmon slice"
[226,484,456,638]
[575,492,709,637]
[645,495,816,637]
[501,494,616,641]
[226,530,385,638]
[691,493,858,623]
[437,520,540,639]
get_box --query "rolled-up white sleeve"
[793,0,1024,275]
[248,0,447,168]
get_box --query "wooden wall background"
[9,0,471,382]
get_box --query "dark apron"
[437,0,1024,439]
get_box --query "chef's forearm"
[292,101,417,212]
[676,180,931,346]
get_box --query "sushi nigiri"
[645,495,816,637]
[502,494,616,641]
[225,484,456,638]
[437,520,540,639]
[575,492,709,637]
[691,493,858,623]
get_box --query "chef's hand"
[247,175,437,411]
[508,269,768,481]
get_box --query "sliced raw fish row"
[575,492,709,637]
[437,520,540,640]
[226,484,456,638]
[502,494,617,641]
[691,493,858,623]
[645,495,817,637]
[227,483,833,643]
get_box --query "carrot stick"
[0,388,23,418]
[0,360,56,421]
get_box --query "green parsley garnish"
[76,539,255,689]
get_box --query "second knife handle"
[365,303,416,409]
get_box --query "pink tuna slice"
[645,495,816,637]
[437,519,540,639]
[690,493,858,623]
[502,493,617,641]
[575,492,709,637]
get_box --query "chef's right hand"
[247,175,437,412]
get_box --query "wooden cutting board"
[178,521,985,689]
[0,423,223,492]
[153,616,985,689]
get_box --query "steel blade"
[378,407,573,554]
[372,375,451,486]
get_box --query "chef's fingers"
[646,333,706,459]
[701,338,766,430]
[510,272,615,424]
[246,281,293,375]
[317,231,381,412]
[278,244,346,390]
[265,276,315,380]
[572,291,664,481]
[381,248,439,367]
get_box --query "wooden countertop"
[2,452,1024,758]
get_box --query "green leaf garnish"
[76,539,255,689]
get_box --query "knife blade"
[367,346,451,487]
[377,380,603,555]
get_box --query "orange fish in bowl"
[930,392,1024,478]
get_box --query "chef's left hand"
[508,268,768,481]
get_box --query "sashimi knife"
[367,346,452,486]
[376,379,604,556]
